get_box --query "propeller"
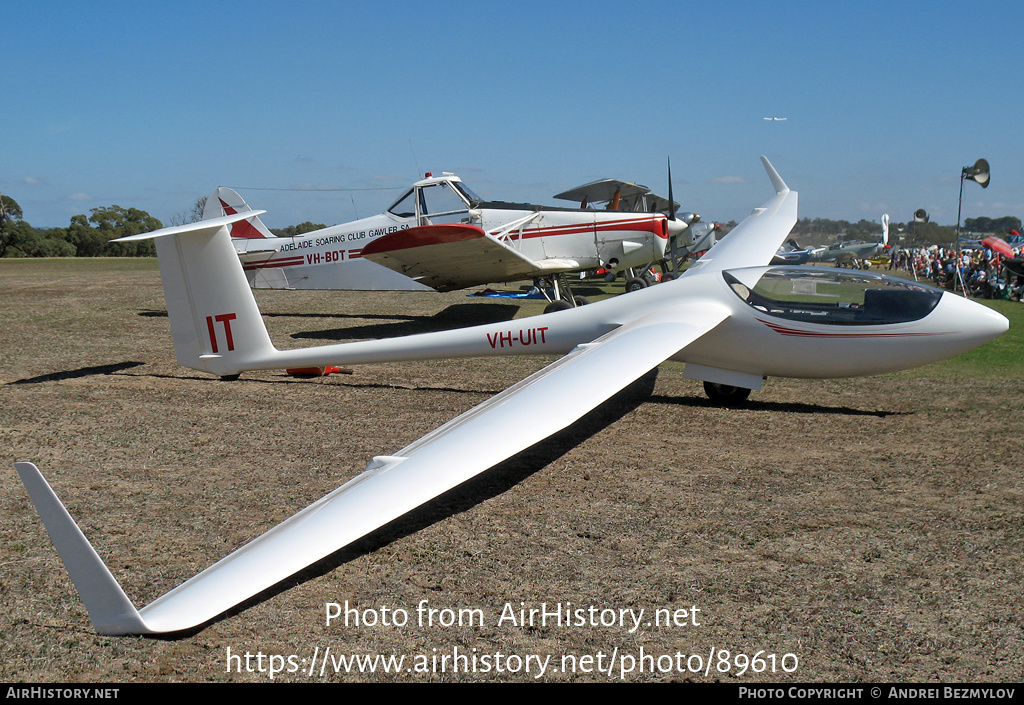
[665,158,687,237]
[664,157,688,271]
[667,157,675,221]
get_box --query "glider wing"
[18,302,729,634]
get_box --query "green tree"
[65,214,107,256]
[0,194,26,257]
[6,224,76,257]
[273,221,327,237]
[65,205,162,256]
[963,216,1022,235]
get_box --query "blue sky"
[4,1,1023,230]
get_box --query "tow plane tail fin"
[203,187,276,241]
[113,214,276,377]
[15,462,151,635]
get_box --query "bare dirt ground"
[1,259,1021,683]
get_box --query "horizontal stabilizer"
[111,210,267,243]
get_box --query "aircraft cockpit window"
[453,182,482,206]
[388,189,416,218]
[724,268,942,325]
[419,183,470,217]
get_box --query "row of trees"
[2,194,1021,258]
[963,216,1022,234]
[0,195,159,257]
[0,194,330,258]
[788,216,1022,248]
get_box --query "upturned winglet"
[15,462,151,635]
[761,156,790,195]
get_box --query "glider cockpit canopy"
[725,266,943,326]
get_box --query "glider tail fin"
[203,187,276,241]
[15,462,150,635]
[114,215,277,377]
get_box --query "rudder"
[116,215,277,377]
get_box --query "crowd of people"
[885,244,1024,300]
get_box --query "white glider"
[16,158,1008,635]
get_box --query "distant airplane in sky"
[764,116,788,121]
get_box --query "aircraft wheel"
[220,374,241,381]
[544,300,573,314]
[625,277,648,293]
[661,273,676,282]
[702,381,751,404]
[573,295,590,307]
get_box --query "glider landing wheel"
[220,374,241,381]
[702,381,751,404]
[544,299,573,314]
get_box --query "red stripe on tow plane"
[242,256,305,271]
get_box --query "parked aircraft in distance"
[771,238,824,265]
[16,158,1007,635]
[806,214,890,269]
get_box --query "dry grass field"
[1,258,1022,682]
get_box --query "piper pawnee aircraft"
[213,171,683,305]
[16,158,1008,635]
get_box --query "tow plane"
[213,171,685,305]
[16,158,1008,635]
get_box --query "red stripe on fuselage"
[512,217,666,240]
[758,319,952,338]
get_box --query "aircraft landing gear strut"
[540,274,589,314]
